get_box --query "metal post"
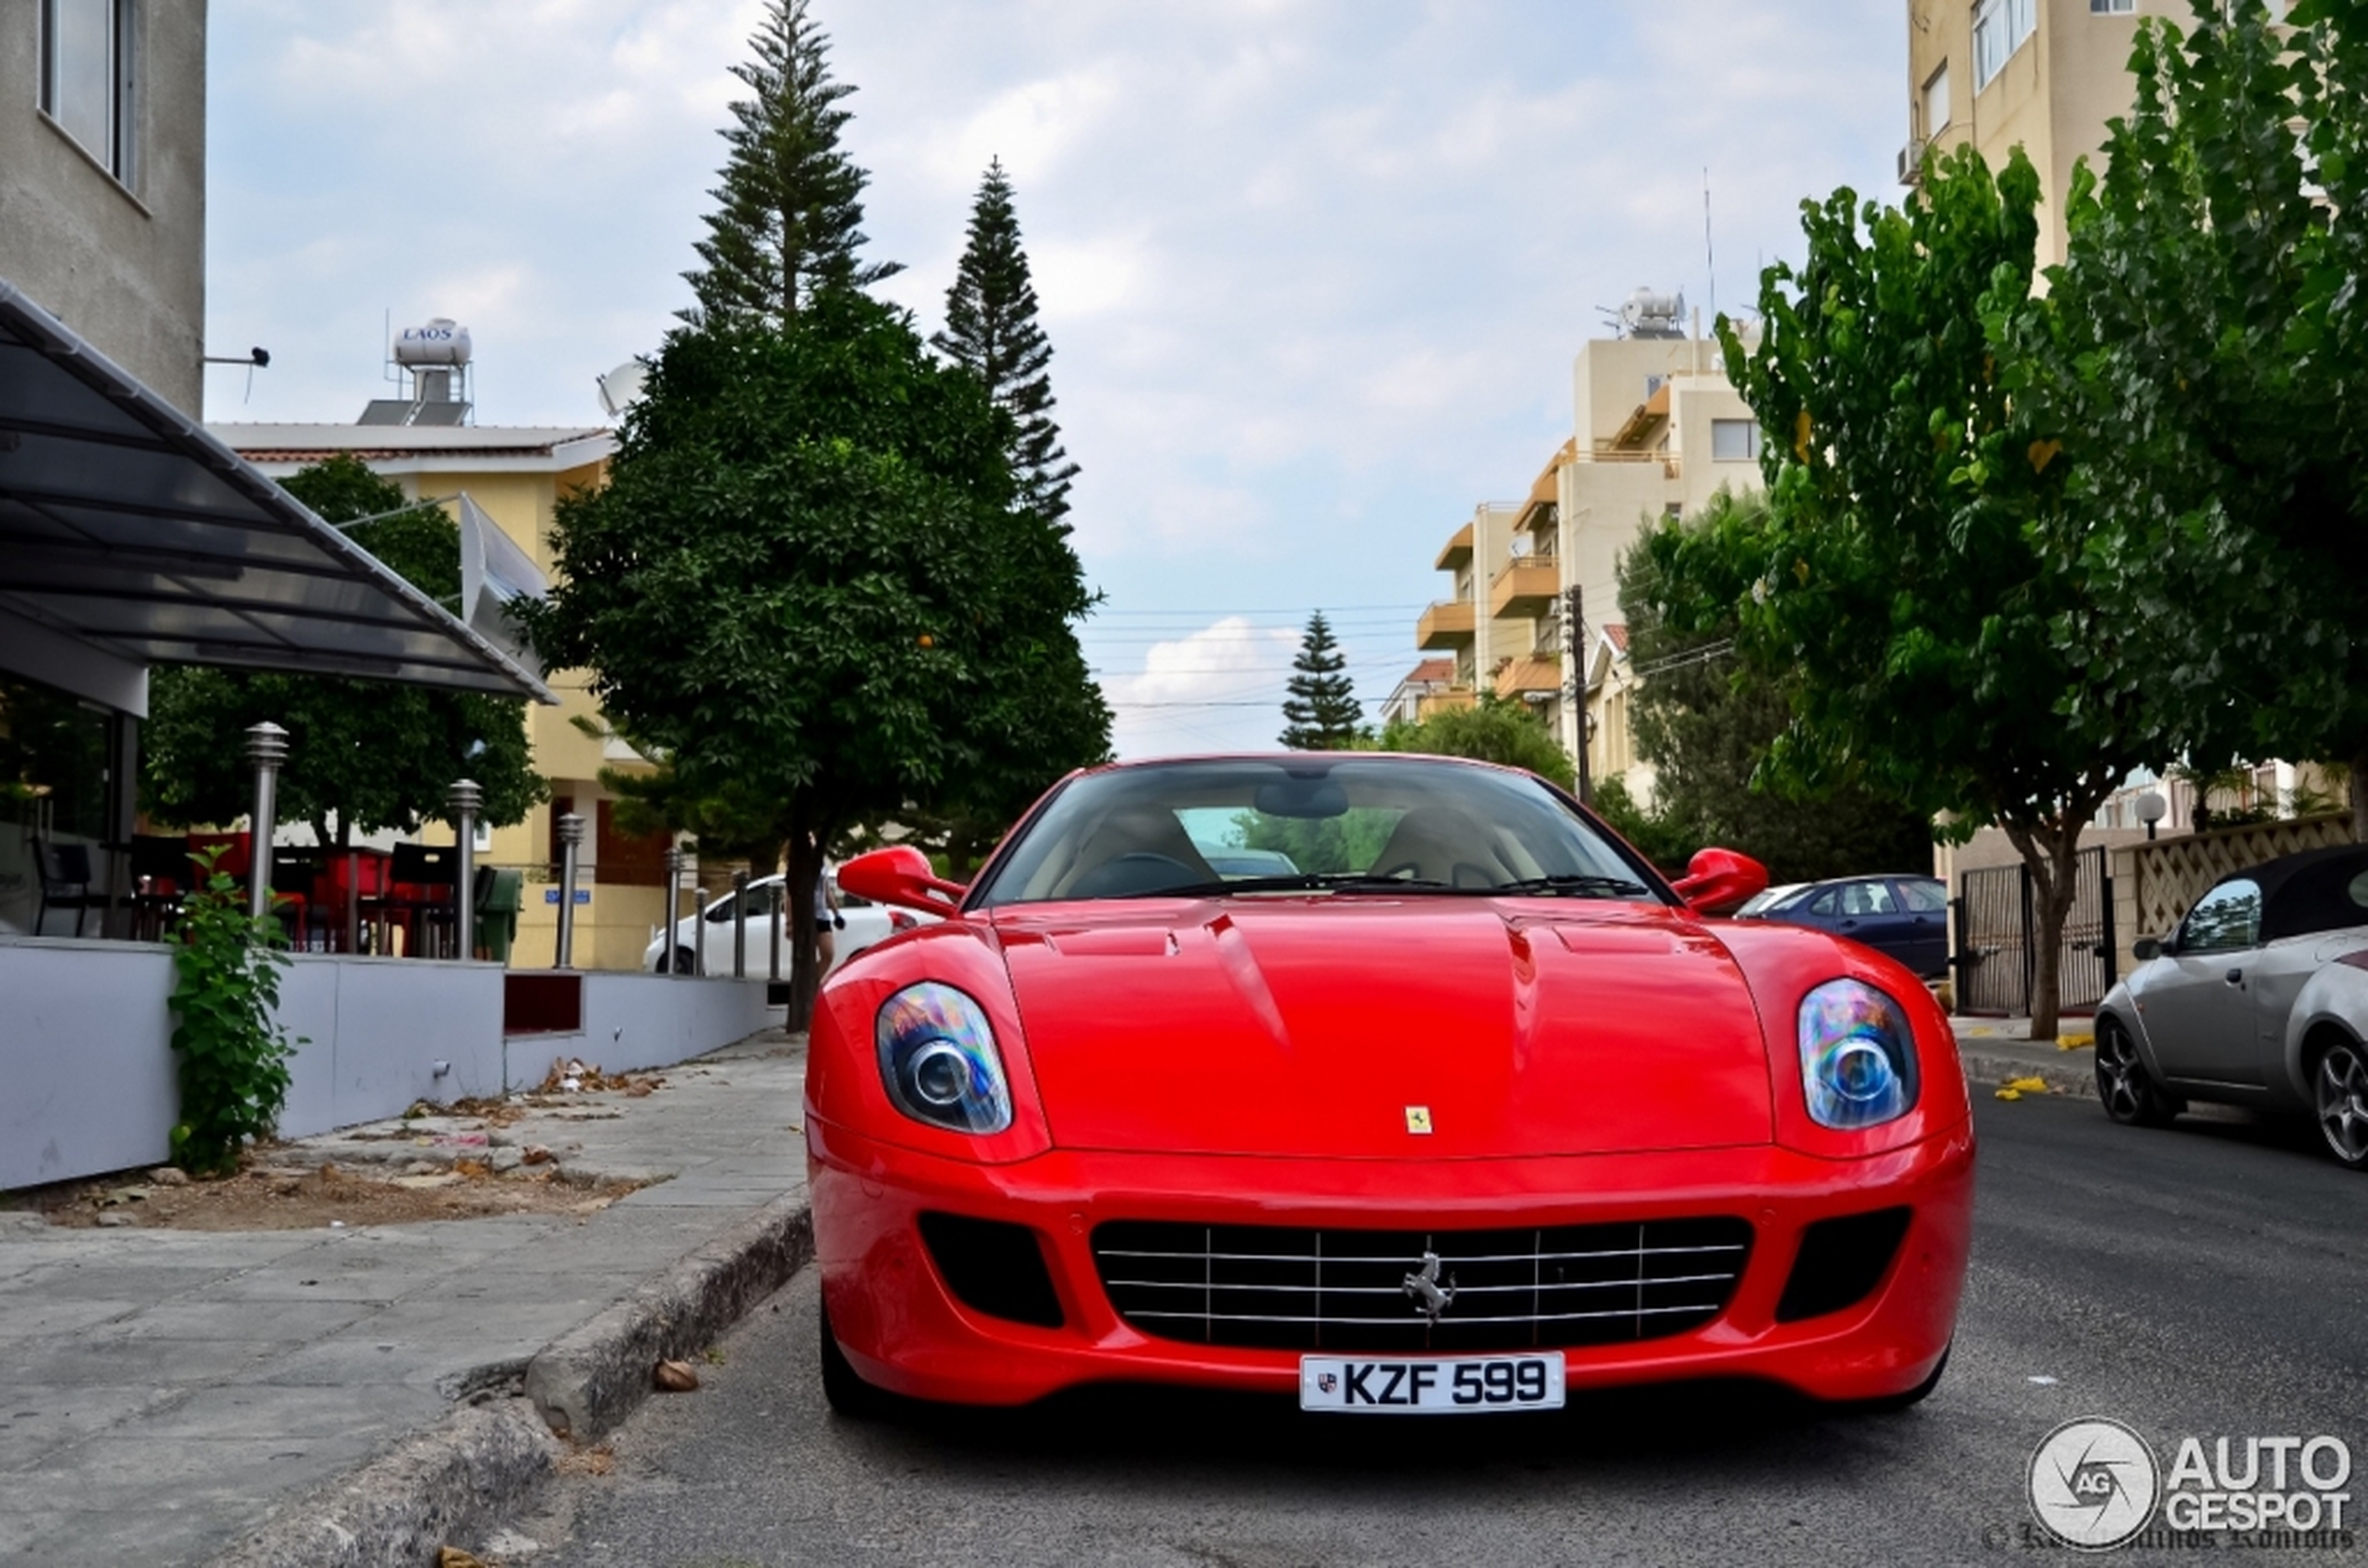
[768,860,782,983]
[448,779,480,961]
[555,811,585,970]
[1565,585,1591,806]
[663,846,684,974]
[695,885,709,977]
[732,868,749,979]
[244,722,289,924]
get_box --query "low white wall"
[275,954,507,1139]
[1,940,769,1190]
[0,939,180,1190]
[519,970,778,1077]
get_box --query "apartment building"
[1412,309,1763,796]
[1904,0,2184,267]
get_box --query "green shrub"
[167,848,297,1175]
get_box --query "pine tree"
[683,0,899,328]
[1278,612,1363,750]
[931,158,1080,524]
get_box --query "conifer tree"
[684,0,898,327]
[932,158,1079,523]
[1278,612,1363,750]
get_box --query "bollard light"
[245,722,290,924]
[448,779,481,961]
[663,846,685,975]
[555,811,585,970]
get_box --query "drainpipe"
[244,722,289,925]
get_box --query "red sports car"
[809,754,1973,1418]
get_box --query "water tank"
[392,318,473,367]
[1618,289,1686,339]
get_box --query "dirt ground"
[12,1159,649,1232]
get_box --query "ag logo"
[2028,1417,2160,1550]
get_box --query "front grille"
[1093,1218,1753,1353]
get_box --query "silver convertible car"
[2095,844,2368,1170]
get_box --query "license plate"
[1299,1353,1565,1413]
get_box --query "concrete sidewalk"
[1953,1014,2100,1098]
[0,1028,812,1568]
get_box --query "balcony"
[1490,557,1561,621]
[1493,653,1563,701]
[1416,686,1478,720]
[1417,598,1477,649]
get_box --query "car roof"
[2211,843,2368,941]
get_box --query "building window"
[40,0,135,184]
[1974,0,2037,90]
[2090,0,2135,12]
[1922,62,1951,134]
[1711,420,1761,462]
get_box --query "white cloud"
[1097,616,1300,759]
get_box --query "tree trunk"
[2351,742,2368,844]
[784,825,823,1032]
[2001,810,2095,1042]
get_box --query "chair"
[384,843,461,957]
[34,841,109,937]
[128,833,193,940]
[264,847,315,946]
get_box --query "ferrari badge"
[1405,1105,1433,1135]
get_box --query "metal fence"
[1953,846,2115,1016]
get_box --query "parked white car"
[640,871,931,977]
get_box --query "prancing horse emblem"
[1403,1249,1457,1322]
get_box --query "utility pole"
[1565,585,1591,806]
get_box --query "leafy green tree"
[1615,495,1933,884]
[1379,695,1576,792]
[684,0,898,328]
[932,158,1079,525]
[142,456,542,852]
[2040,0,2368,834]
[521,293,1107,1021]
[1278,612,1364,750]
[1659,144,2182,1038]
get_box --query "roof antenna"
[1703,166,1717,328]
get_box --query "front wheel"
[2096,1017,2181,1128]
[2313,1039,2368,1171]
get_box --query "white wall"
[0,941,778,1190]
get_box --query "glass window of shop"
[1,672,122,934]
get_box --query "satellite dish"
[596,360,648,419]
[457,492,550,682]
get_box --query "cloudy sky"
[204,1,1907,756]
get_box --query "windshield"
[971,756,1666,907]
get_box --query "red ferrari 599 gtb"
[807,753,1972,1418]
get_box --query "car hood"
[991,900,1774,1159]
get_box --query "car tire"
[2096,1016,2181,1128]
[1858,1343,1949,1413]
[818,1297,893,1420]
[670,946,697,976]
[2312,1038,2368,1172]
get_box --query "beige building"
[218,422,686,972]
[1415,320,1763,795]
[1903,0,2181,267]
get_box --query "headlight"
[875,983,1012,1135]
[1797,978,1919,1130]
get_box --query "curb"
[201,1399,559,1568]
[1960,1046,2097,1100]
[202,1192,815,1567]
[525,1190,815,1444]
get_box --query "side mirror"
[1671,846,1769,916]
[835,846,966,916]
[2132,934,2167,961]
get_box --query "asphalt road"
[516,1093,2368,1568]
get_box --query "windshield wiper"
[1105,872,1453,899]
[1482,873,1655,900]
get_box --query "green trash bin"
[475,866,523,964]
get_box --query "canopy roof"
[0,280,555,703]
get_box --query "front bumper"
[808,1117,1975,1408]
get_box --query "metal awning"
[0,278,557,704]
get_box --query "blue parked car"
[1742,874,1949,980]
